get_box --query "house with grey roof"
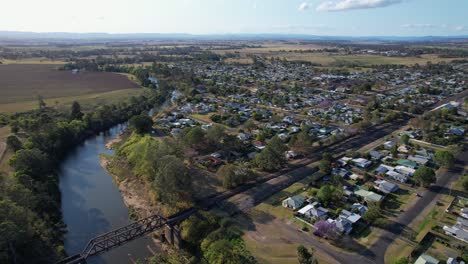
[375,180,399,194]
[282,195,305,210]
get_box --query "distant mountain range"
[0,31,467,42]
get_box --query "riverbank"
[100,155,160,218]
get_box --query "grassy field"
[268,53,464,66]
[0,64,143,112]
[0,58,67,64]
[0,88,146,113]
[0,64,139,104]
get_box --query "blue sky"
[1,0,467,36]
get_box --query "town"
[0,1,467,264]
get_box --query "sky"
[1,0,467,36]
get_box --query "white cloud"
[298,2,310,11]
[455,25,467,32]
[401,24,436,29]
[316,0,403,12]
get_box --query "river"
[59,123,154,264]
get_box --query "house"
[298,202,329,219]
[414,254,439,264]
[253,141,266,150]
[461,208,468,219]
[332,168,351,178]
[369,150,384,160]
[330,218,353,234]
[285,150,298,160]
[397,145,411,154]
[352,158,373,169]
[408,155,430,166]
[375,180,399,193]
[339,210,361,224]
[397,159,419,169]
[282,195,305,210]
[383,141,395,150]
[448,126,465,136]
[355,189,383,203]
[395,165,415,177]
[351,203,368,215]
[237,133,250,141]
[443,224,468,243]
[349,173,361,180]
[283,116,295,124]
[386,170,408,183]
[375,164,394,174]
[201,124,213,130]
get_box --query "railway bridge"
[56,208,197,264]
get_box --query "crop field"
[0,64,140,112]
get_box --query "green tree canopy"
[400,134,410,145]
[413,166,436,187]
[183,126,206,149]
[70,101,84,120]
[6,135,22,152]
[9,148,51,180]
[316,185,342,207]
[129,114,153,134]
[434,150,455,168]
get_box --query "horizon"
[1,0,467,37]
[1,30,468,40]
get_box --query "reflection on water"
[59,124,154,264]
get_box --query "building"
[352,158,373,169]
[395,165,415,177]
[369,150,384,160]
[408,155,430,166]
[355,189,383,203]
[351,203,368,215]
[282,195,305,210]
[298,202,329,220]
[375,180,399,193]
[386,170,408,183]
[414,254,439,264]
[384,141,395,150]
[339,210,361,224]
[397,159,419,169]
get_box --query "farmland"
[0,64,141,112]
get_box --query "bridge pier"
[164,224,181,249]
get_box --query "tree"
[129,114,153,134]
[244,119,256,133]
[297,245,318,264]
[9,148,51,180]
[314,220,337,239]
[391,144,398,158]
[206,124,226,147]
[461,174,468,192]
[319,159,332,174]
[218,164,257,189]
[183,126,205,149]
[152,155,192,206]
[70,101,83,120]
[434,150,455,168]
[413,166,436,187]
[291,129,315,154]
[316,185,342,207]
[362,206,381,224]
[37,95,46,110]
[6,135,22,151]
[400,134,410,145]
